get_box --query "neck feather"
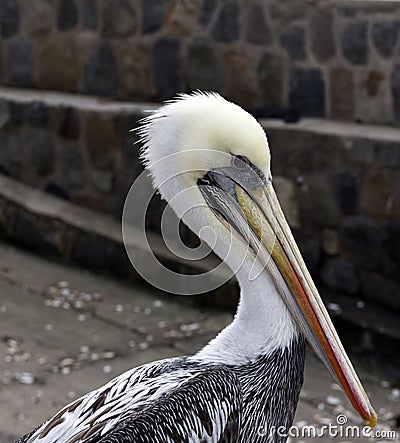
[196,264,298,365]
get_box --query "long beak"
[235,181,377,428]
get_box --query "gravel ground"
[0,242,398,442]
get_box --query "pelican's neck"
[196,267,299,366]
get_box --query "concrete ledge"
[0,86,157,115]
[0,173,232,289]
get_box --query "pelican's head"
[139,92,376,428]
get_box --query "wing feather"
[17,357,241,443]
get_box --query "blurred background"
[0,0,399,441]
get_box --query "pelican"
[18,92,376,443]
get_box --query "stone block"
[280,25,306,61]
[71,232,109,270]
[0,196,16,236]
[363,169,394,218]
[102,0,137,38]
[273,176,299,228]
[341,20,368,65]
[221,47,259,108]
[8,102,25,125]
[343,137,374,166]
[57,107,80,141]
[57,0,78,31]
[165,0,202,37]
[212,0,239,42]
[310,8,335,62]
[355,69,390,124]
[321,257,358,295]
[8,39,33,87]
[84,115,116,170]
[257,52,284,107]
[60,144,85,189]
[1,131,22,165]
[392,63,400,122]
[269,0,306,25]
[295,234,321,276]
[385,220,400,265]
[115,113,141,165]
[44,181,69,200]
[244,2,271,45]
[331,169,360,215]
[14,210,60,255]
[83,0,98,30]
[20,0,54,36]
[341,216,383,268]
[0,100,9,129]
[153,37,181,100]
[372,20,400,58]
[375,142,400,168]
[321,228,339,256]
[289,68,325,117]
[329,68,354,121]
[108,242,133,278]
[26,101,49,127]
[0,0,19,38]
[184,39,220,91]
[142,0,169,33]
[360,271,400,310]
[299,175,340,228]
[35,36,78,92]
[25,128,56,177]
[84,43,117,97]
[115,42,153,99]
[199,0,217,27]
[90,169,113,192]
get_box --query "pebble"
[180,322,200,332]
[0,305,7,314]
[15,372,35,385]
[138,342,149,350]
[153,300,163,308]
[144,307,152,315]
[115,304,124,313]
[326,394,341,406]
[59,357,75,367]
[388,388,400,401]
[57,281,70,288]
[103,365,112,374]
[61,367,71,375]
[327,303,342,314]
[101,350,116,360]
[356,300,365,308]
[45,323,53,332]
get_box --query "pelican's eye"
[232,155,250,170]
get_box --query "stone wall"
[0,88,399,312]
[1,0,400,125]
